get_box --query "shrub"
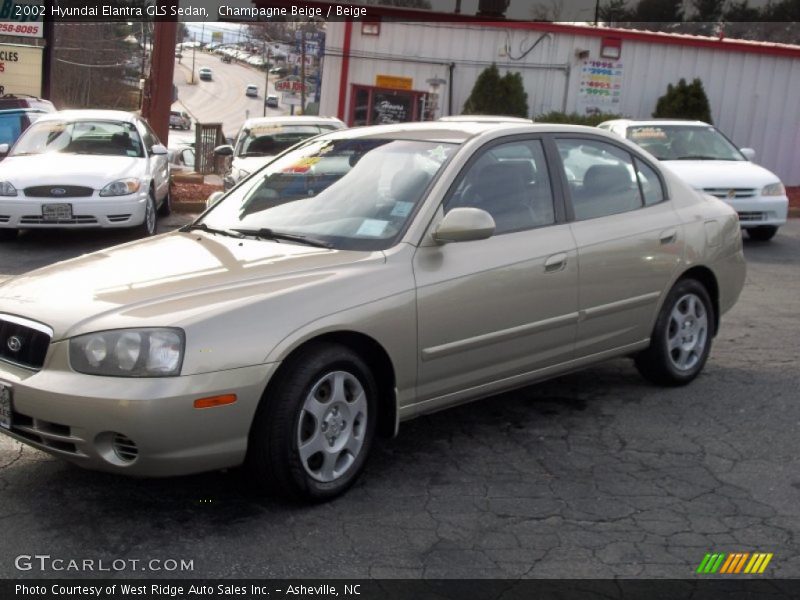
[652,78,713,123]
[535,111,624,126]
[463,64,529,118]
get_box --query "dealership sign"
[0,43,43,96]
[275,78,308,94]
[0,0,44,39]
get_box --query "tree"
[652,78,713,123]
[463,64,529,118]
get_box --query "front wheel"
[135,192,157,237]
[635,279,714,386]
[0,229,17,242]
[247,343,377,501]
[746,226,778,242]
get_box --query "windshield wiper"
[232,227,331,248]
[181,222,244,238]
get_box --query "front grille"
[9,410,81,455]
[24,185,94,198]
[112,433,138,462]
[0,215,9,223]
[20,215,98,225]
[0,316,51,370]
[107,214,132,223]
[738,211,765,222]
[703,187,757,199]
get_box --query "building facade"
[319,19,800,184]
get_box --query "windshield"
[201,136,458,251]
[235,124,340,157]
[11,120,145,158]
[626,125,745,161]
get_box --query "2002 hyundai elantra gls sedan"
[0,122,745,501]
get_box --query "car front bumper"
[0,192,150,230]
[0,341,276,477]
[725,195,788,228]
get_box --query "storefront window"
[349,85,431,126]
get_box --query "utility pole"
[41,0,54,100]
[141,19,177,145]
[262,43,271,117]
[190,32,197,83]
[300,29,306,114]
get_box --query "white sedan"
[0,110,170,241]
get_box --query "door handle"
[544,252,567,273]
[659,229,678,245]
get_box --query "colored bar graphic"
[698,552,773,574]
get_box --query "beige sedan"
[0,122,745,501]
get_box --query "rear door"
[553,135,684,357]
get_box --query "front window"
[10,120,145,158]
[201,136,458,250]
[235,124,339,158]
[626,125,745,161]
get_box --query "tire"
[247,342,377,502]
[135,192,157,237]
[746,226,778,242]
[635,279,715,387]
[158,186,172,217]
[0,229,17,242]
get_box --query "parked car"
[269,66,289,76]
[214,115,346,190]
[599,119,789,241]
[221,55,232,64]
[168,143,195,176]
[245,84,259,98]
[0,122,745,500]
[265,95,279,108]
[0,95,56,157]
[198,67,212,81]
[0,110,170,241]
[169,110,191,130]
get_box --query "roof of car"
[439,115,534,123]
[319,121,609,144]
[241,115,346,129]
[600,119,711,128]
[35,109,139,123]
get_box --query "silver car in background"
[0,122,745,501]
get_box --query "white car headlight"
[0,181,17,196]
[761,182,785,196]
[70,328,184,377]
[99,178,142,197]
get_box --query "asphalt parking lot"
[0,219,798,579]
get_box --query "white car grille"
[703,187,758,199]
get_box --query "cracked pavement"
[0,221,798,579]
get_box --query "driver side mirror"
[214,144,234,157]
[150,144,168,156]
[0,143,9,156]
[740,147,756,161]
[432,208,495,244]
[205,191,224,209]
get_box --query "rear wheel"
[247,343,377,501]
[746,226,778,241]
[635,279,714,386]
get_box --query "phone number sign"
[0,0,44,39]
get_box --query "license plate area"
[0,382,12,430]
[42,203,73,221]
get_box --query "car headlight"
[69,328,185,377]
[99,178,142,197]
[761,182,785,196]
[0,181,17,196]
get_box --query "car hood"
[661,160,781,190]
[0,232,377,340]
[0,154,144,188]
[232,156,273,175]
